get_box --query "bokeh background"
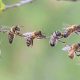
[0,0,80,80]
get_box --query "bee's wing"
[30,38,33,46]
[75,31,80,35]
[8,32,14,44]
[62,45,71,52]
[23,32,32,37]
[62,23,70,30]
[75,52,80,56]
[37,35,46,39]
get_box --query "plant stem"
[4,0,32,11]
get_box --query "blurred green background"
[0,0,80,80]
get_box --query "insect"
[62,43,80,59]
[63,25,80,38]
[49,31,65,47]
[0,25,22,44]
[23,31,46,46]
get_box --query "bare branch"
[4,0,32,11]
[0,26,9,33]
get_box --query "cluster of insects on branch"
[0,24,80,59]
[0,25,46,46]
[50,25,80,59]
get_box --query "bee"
[8,25,21,44]
[63,25,80,38]
[49,31,65,47]
[23,31,46,46]
[62,43,80,59]
[0,25,22,44]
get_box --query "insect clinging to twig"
[0,25,23,44]
[8,25,21,44]
[62,43,80,59]
[49,31,65,47]
[63,25,80,38]
[23,31,46,46]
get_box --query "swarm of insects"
[23,31,46,46]
[62,43,80,59]
[0,25,23,44]
[0,24,80,60]
[49,24,80,59]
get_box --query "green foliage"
[0,0,5,12]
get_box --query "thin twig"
[0,27,9,33]
[0,29,7,33]
[4,0,32,11]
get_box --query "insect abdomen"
[8,32,14,44]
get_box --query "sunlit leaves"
[0,0,5,12]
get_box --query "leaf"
[0,0,5,12]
